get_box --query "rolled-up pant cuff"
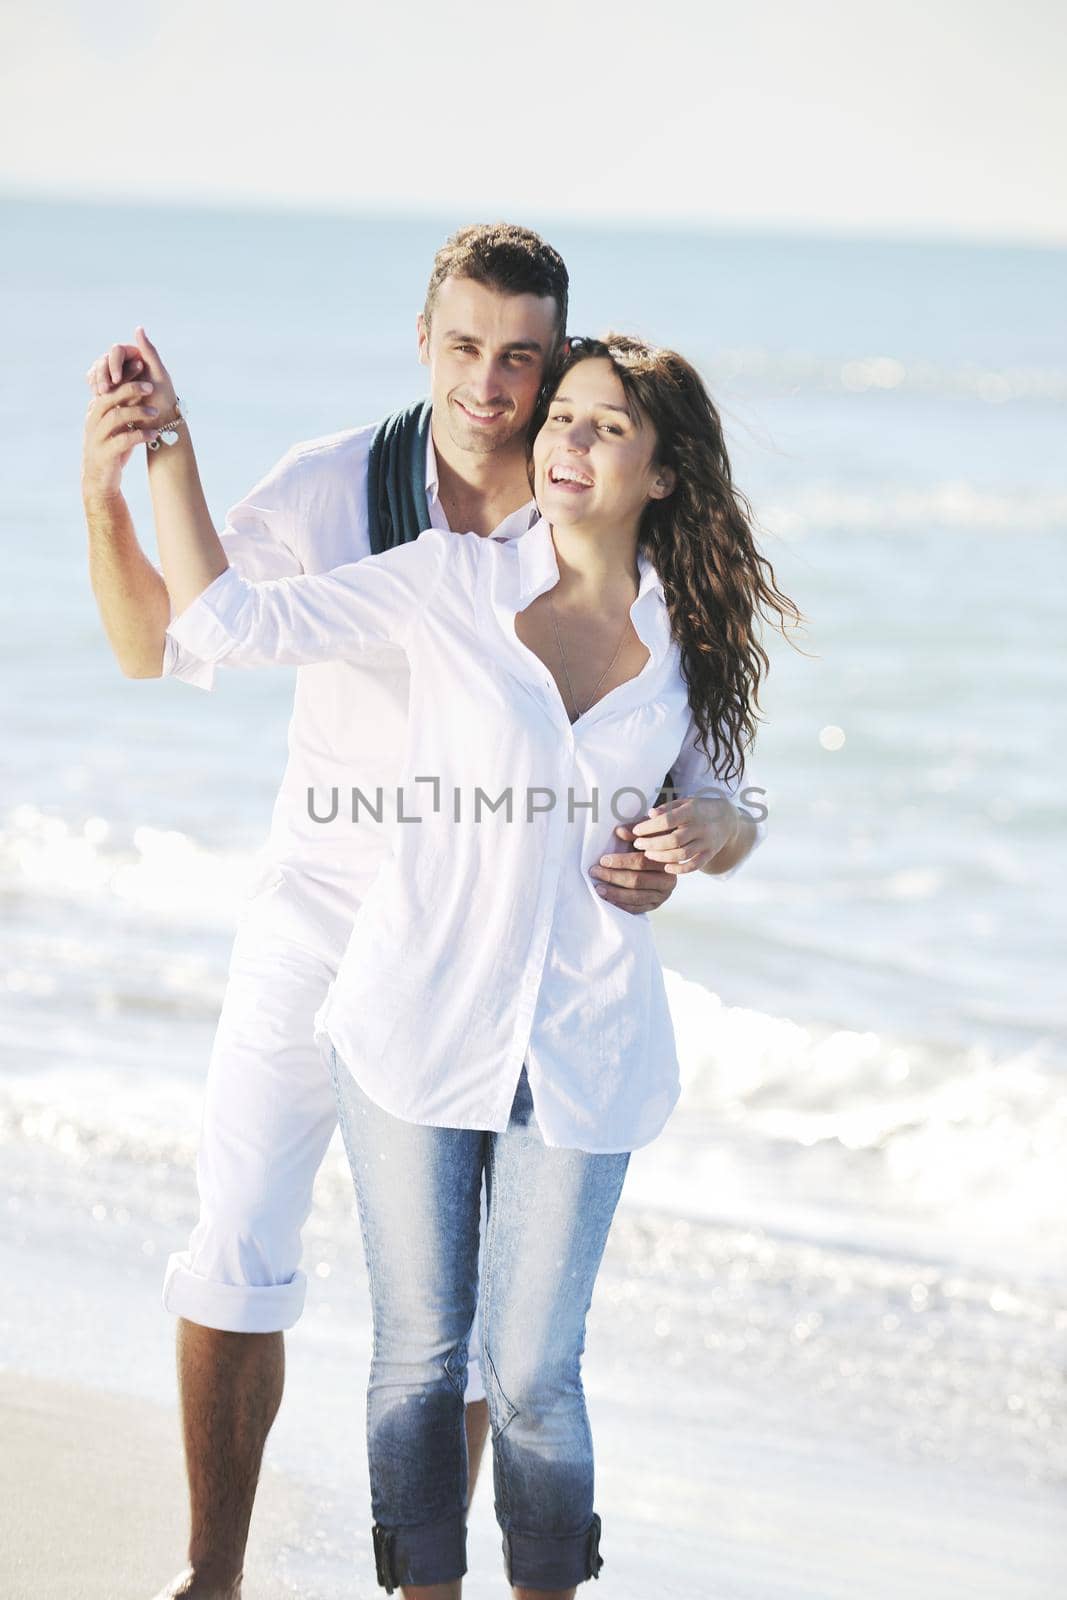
[162,1253,307,1333]
[372,1512,467,1593]
[503,1512,604,1589]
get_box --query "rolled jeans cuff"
[372,1512,467,1593]
[503,1512,605,1589]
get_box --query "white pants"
[162,866,487,1403]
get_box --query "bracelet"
[146,397,188,451]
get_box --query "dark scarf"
[365,399,433,555]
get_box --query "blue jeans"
[324,1041,630,1592]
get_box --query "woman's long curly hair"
[529,333,804,783]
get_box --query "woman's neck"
[548,520,641,604]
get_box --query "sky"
[1,0,1064,242]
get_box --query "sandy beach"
[0,1373,310,1600]
[1,1318,1063,1600]
[1,1041,1064,1600]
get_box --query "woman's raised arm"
[136,330,446,671]
[130,330,230,616]
[163,536,445,670]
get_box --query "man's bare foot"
[151,1563,242,1599]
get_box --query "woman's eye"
[599,423,622,435]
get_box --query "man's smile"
[454,398,509,425]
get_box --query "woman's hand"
[86,341,144,397]
[86,326,178,416]
[627,792,741,876]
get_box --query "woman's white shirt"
[166,516,766,1153]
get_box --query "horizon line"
[3,183,1065,256]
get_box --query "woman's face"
[532,357,673,534]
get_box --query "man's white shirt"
[166,512,767,1153]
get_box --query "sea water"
[1,198,1064,1596]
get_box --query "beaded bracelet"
[146,397,188,451]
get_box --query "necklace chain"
[548,594,631,722]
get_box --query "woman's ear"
[649,464,676,501]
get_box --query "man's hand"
[588,823,679,914]
[81,378,162,503]
[628,793,741,875]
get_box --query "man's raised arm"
[81,340,171,678]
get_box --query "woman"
[149,332,798,1598]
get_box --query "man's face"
[418,276,559,456]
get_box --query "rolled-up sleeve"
[667,716,768,880]
[160,442,314,691]
[165,528,447,671]
[161,631,219,691]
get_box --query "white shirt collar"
[425,422,441,507]
[515,515,666,608]
[427,422,538,541]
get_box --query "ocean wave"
[3,966,1060,1220]
[4,802,1062,1255]
[0,1064,354,1204]
[710,347,1067,405]
[0,803,256,928]
[757,481,1067,536]
[664,968,1064,1161]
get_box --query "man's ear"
[416,313,430,368]
[649,464,676,501]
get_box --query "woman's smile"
[547,462,595,492]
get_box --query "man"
[81,223,681,1600]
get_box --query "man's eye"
[506,353,533,365]
[455,344,477,354]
